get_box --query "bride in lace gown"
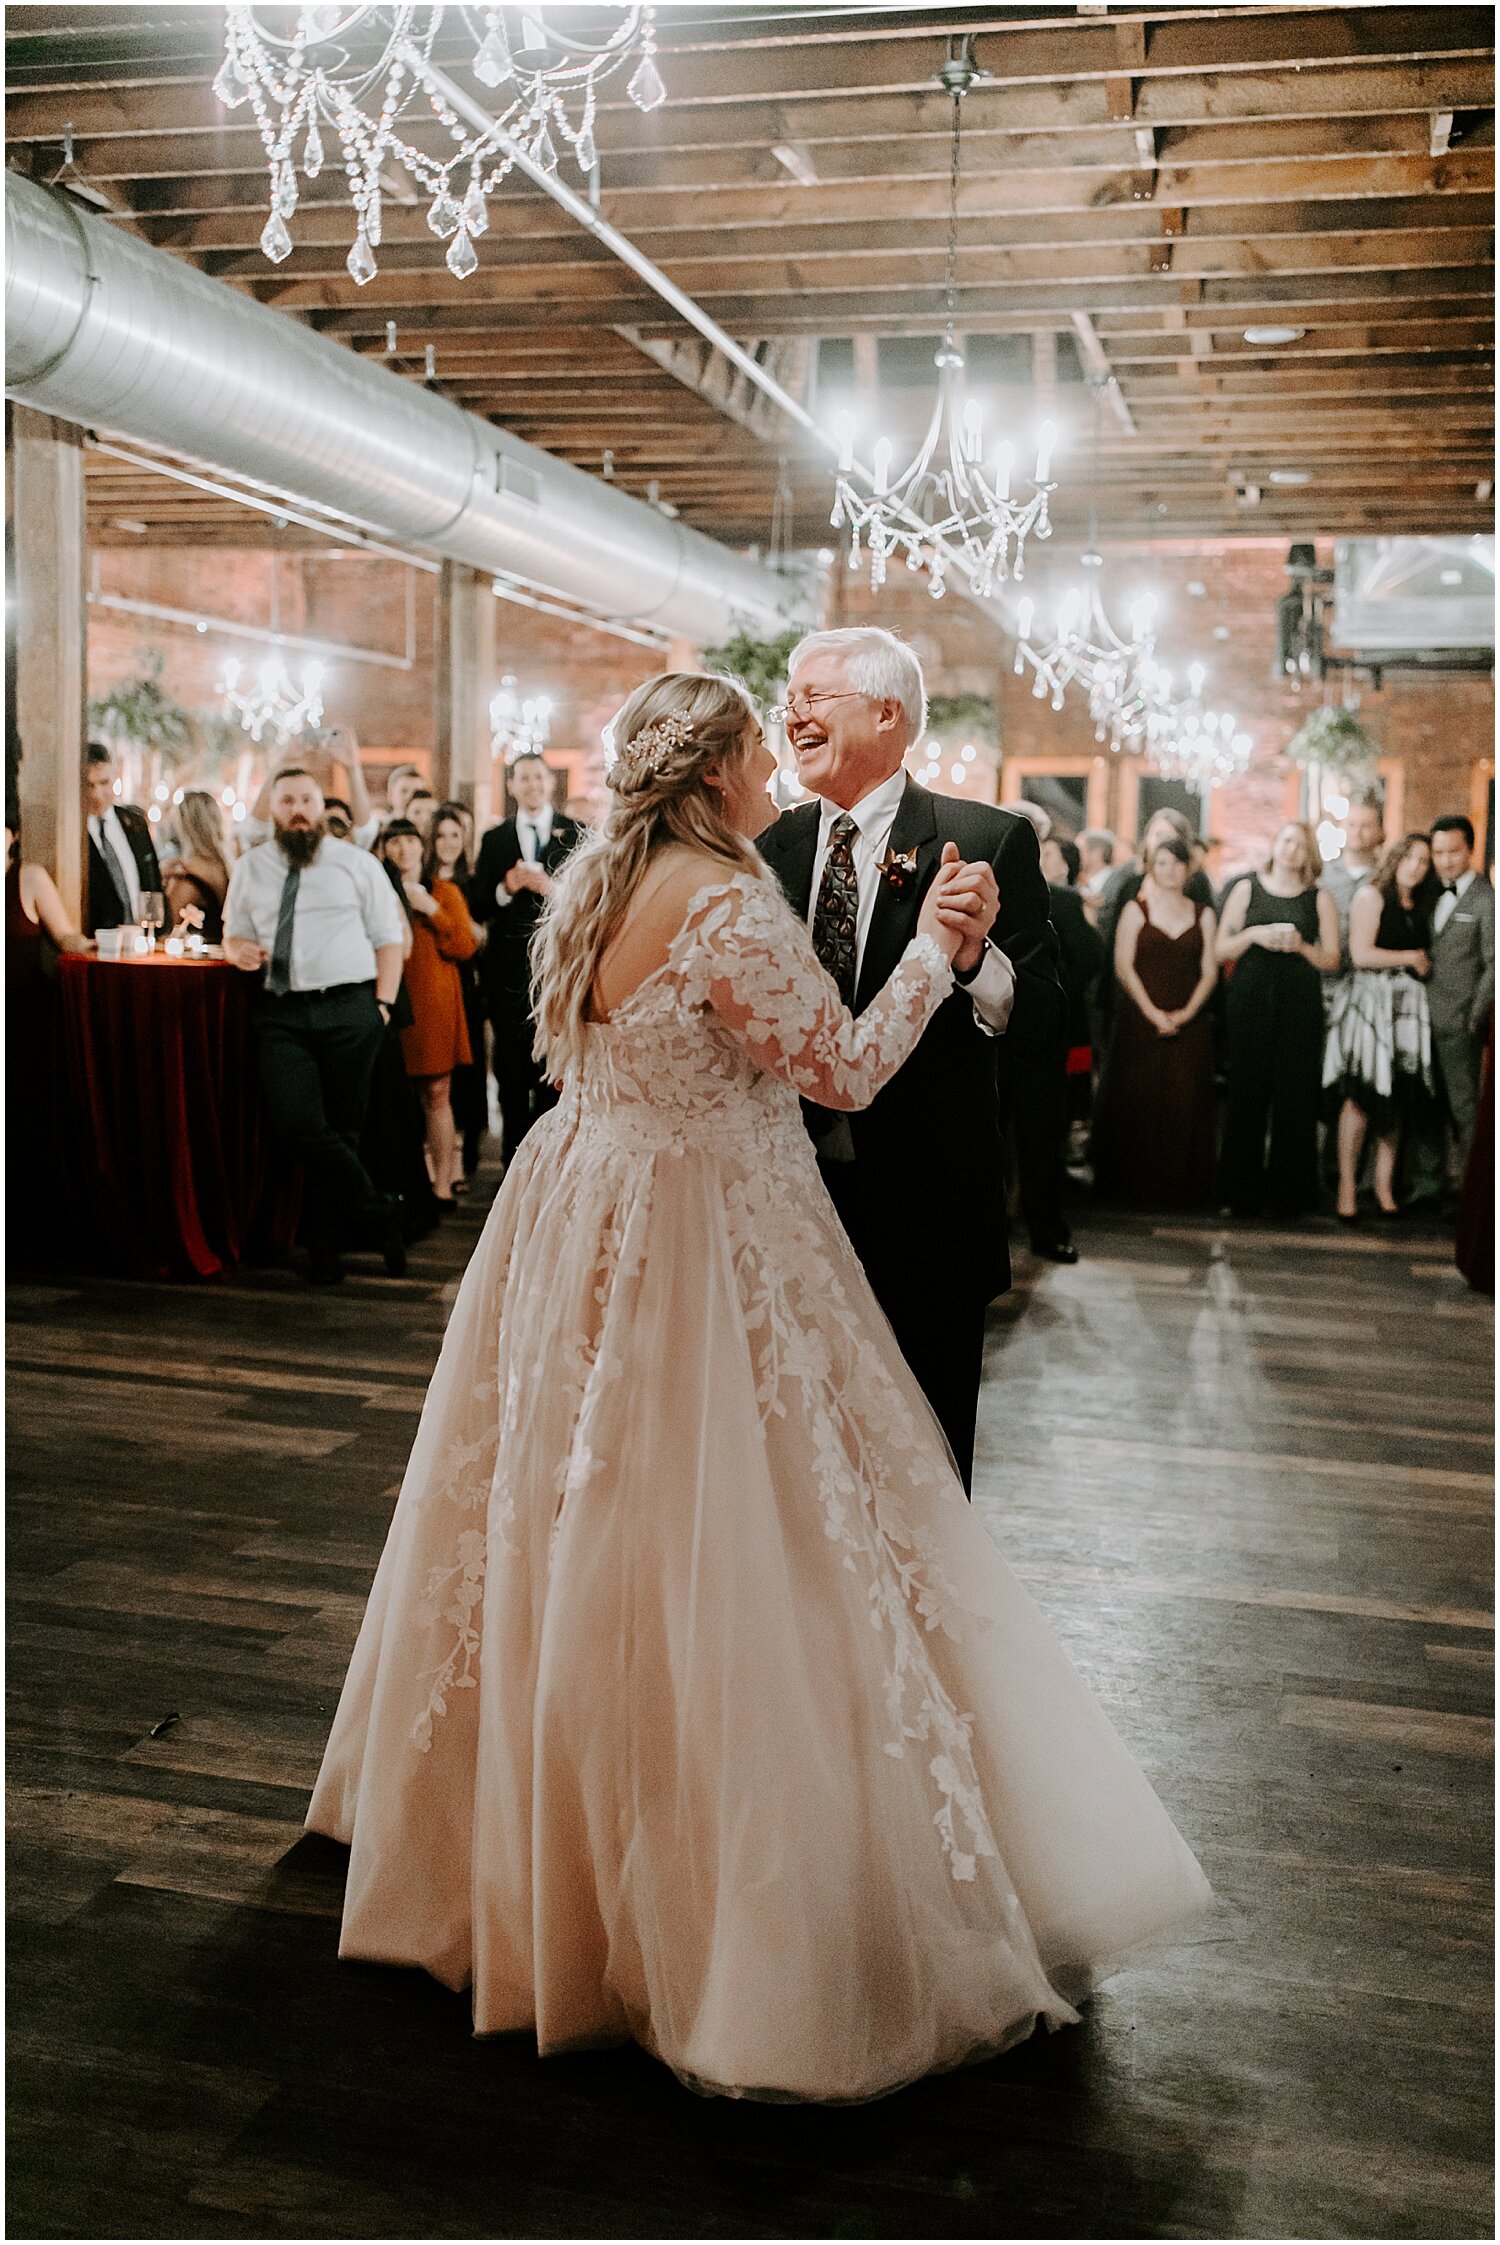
[307,672,1210,2103]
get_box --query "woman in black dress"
[160,789,232,943]
[1324,832,1437,1219]
[1092,836,1219,1209]
[1217,820,1340,1218]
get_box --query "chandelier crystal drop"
[1014,551,1160,752]
[220,652,326,746]
[225,6,666,287]
[830,43,1057,601]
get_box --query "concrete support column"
[434,560,491,811]
[11,407,86,914]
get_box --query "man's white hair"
[787,627,927,738]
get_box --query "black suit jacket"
[470,814,584,1006]
[759,781,1066,1304]
[86,803,163,934]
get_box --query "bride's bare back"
[588,847,733,1023]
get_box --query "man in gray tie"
[83,741,164,934]
[225,766,408,1284]
[1426,814,1495,1167]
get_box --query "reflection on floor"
[7,1191,1493,2240]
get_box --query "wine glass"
[138,892,167,953]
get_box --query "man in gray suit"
[1427,814,1495,1163]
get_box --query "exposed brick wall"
[88,548,666,819]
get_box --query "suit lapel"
[761,803,821,919]
[855,781,940,1013]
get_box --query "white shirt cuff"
[967,942,1016,1036]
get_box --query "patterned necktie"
[266,866,301,995]
[811,813,859,1007]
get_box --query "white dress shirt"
[496,806,555,907]
[92,807,143,919]
[1434,866,1477,938]
[224,836,406,992]
[807,773,1016,1035]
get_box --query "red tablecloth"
[57,953,301,1281]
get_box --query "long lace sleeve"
[680,875,953,1111]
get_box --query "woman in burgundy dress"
[1092,836,1219,1209]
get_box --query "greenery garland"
[700,623,806,710]
[87,650,196,768]
[1284,703,1378,780]
[924,691,998,747]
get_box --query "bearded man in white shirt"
[758,627,1066,1490]
[225,767,408,1284]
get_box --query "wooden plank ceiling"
[6,3,1495,556]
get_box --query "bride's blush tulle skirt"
[307,1089,1210,2102]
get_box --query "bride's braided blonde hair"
[532,670,765,1077]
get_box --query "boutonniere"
[876,845,920,898]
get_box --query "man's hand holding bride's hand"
[916,841,1000,971]
[916,842,999,968]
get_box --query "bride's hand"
[916,846,968,964]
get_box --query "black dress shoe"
[1031,1238,1080,1265]
[378,1199,408,1278]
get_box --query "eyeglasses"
[768,688,865,724]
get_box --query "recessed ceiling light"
[1243,325,1306,346]
[1269,468,1312,486]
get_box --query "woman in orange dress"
[378,820,479,1207]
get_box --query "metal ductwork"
[4,172,802,642]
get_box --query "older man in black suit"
[83,741,164,935]
[758,627,1066,1489]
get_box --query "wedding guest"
[472,753,584,1162]
[224,767,407,1284]
[7,807,91,1265]
[1095,809,1216,1035]
[406,788,438,840]
[361,849,443,1244]
[161,789,233,941]
[1092,836,1219,1209]
[83,741,163,935]
[1216,821,1340,1219]
[1455,1018,1494,1293]
[1079,828,1116,909]
[246,729,380,851]
[1017,832,1103,1262]
[385,763,425,820]
[378,818,480,1207]
[1324,831,1438,1221]
[428,802,490,1182]
[1426,814,1495,1165]
[1320,793,1385,954]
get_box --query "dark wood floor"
[7,1186,1493,2241]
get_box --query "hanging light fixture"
[829,39,1056,600]
[1141,662,1255,788]
[490,673,553,761]
[1011,373,1164,749]
[221,6,666,287]
[221,651,326,744]
[1014,552,1160,751]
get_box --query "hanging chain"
[944,86,961,342]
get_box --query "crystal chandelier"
[490,673,552,761]
[220,651,326,745]
[1141,663,1254,788]
[829,41,1055,601]
[219,6,666,287]
[1014,552,1159,752]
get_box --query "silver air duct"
[4,173,800,642]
